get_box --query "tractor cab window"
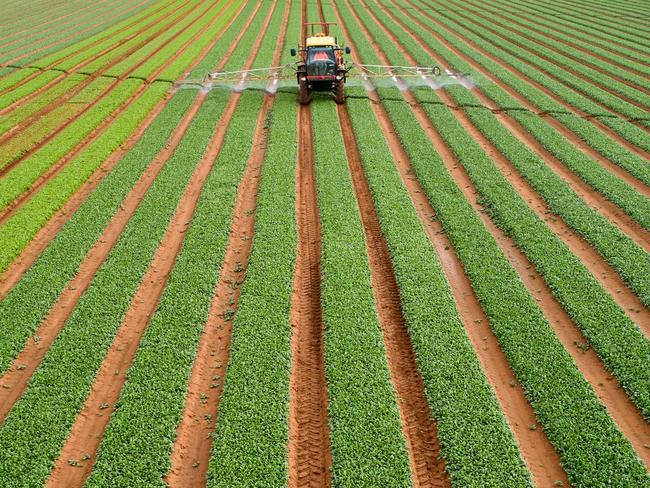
[307,48,335,75]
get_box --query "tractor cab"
[290,23,351,104]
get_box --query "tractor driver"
[310,48,334,75]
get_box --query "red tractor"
[290,23,351,104]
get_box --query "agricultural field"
[0,0,648,486]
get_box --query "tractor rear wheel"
[333,79,345,104]
[298,79,311,105]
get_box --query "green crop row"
[0,81,163,275]
[86,88,254,486]
[504,0,650,46]
[425,3,648,121]
[341,2,650,485]
[206,94,296,488]
[313,100,413,485]
[487,0,650,53]
[373,0,650,296]
[465,0,650,76]
[0,89,221,486]
[396,0,650,167]
[328,4,534,487]
[0,80,140,209]
[0,69,61,109]
[0,88,192,377]
[436,1,650,109]
[0,75,116,171]
[0,0,159,67]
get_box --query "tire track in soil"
[0,0,238,228]
[0,0,248,302]
[373,0,650,331]
[0,0,208,179]
[0,0,176,97]
[428,3,650,128]
[460,0,650,80]
[343,0,650,468]
[165,0,290,484]
[453,0,650,97]
[0,0,197,130]
[396,0,650,164]
[45,2,275,486]
[334,1,572,485]
[381,0,650,197]
[0,0,151,66]
[390,0,650,251]
[0,94,205,425]
[337,104,450,488]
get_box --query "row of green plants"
[395,0,650,177]
[313,100,413,486]
[0,89,193,377]
[0,0,158,66]
[328,4,535,486]
[340,2,650,485]
[409,0,650,153]
[0,0,243,274]
[0,88,224,486]
[374,0,650,303]
[464,0,649,76]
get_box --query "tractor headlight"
[335,75,341,80]
[301,77,306,81]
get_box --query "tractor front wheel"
[298,78,311,105]
[333,79,345,104]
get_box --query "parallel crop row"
[0,89,218,486]
[313,100,412,485]
[340,2,650,484]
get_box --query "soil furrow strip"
[0,0,237,227]
[334,1,572,484]
[373,0,650,326]
[0,95,205,425]
[337,103,450,488]
[0,0,248,302]
[343,0,650,467]
[396,0,650,163]
[165,1,289,485]
[45,2,274,486]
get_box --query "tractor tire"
[298,79,311,105]
[334,80,345,104]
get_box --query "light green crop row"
[342,2,650,485]
[0,88,192,378]
[0,88,219,486]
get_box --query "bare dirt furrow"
[165,3,289,486]
[395,0,650,165]
[0,0,238,228]
[288,103,331,488]
[429,4,650,126]
[333,2,570,486]
[453,0,650,97]
[44,2,272,481]
[346,1,650,465]
[0,0,175,97]
[0,0,248,301]
[0,1,152,70]
[0,0,198,134]
[337,104,450,488]
[0,95,205,425]
[0,0,214,181]
[460,0,650,80]
[372,0,650,328]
